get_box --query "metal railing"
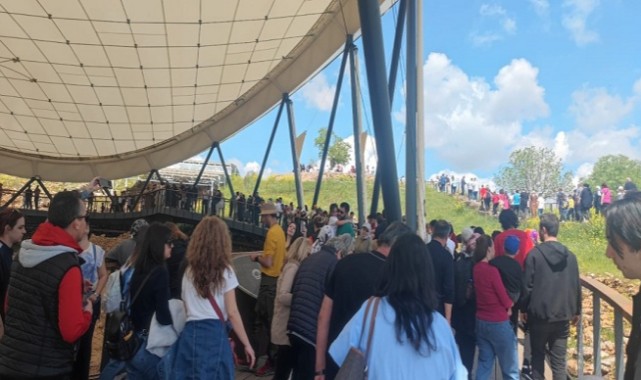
[577,276,633,380]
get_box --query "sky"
[199,0,641,185]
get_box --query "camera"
[99,178,113,189]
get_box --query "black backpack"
[104,270,154,361]
[454,254,475,308]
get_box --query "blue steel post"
[253,98,285,196]
[194,142,216,187]
[405,0,418,231]
[349,44,366,225]
[285,95,304,209]
[370,0,405,216]
[214,142,235,201]
[312,37,352,209]
[358,0,401,222]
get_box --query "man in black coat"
[522,214,580,380]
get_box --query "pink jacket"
[602,187,612,204]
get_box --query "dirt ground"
[90,312,105,377]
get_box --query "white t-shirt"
[182,267,239,322]
[446,239,456,257]
[79,243,105,288]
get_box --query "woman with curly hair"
[172,216,255,379]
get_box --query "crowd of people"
[433,173,640,223]
[3,175,641,379]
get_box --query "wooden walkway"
[231,329,552,380]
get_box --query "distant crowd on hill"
[431,173,640,222]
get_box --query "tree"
[313,128,352,169]
[587,155,641,188]
[494,146,573,196]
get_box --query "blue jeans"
[165,319,234,380]
[475,319,519,380]
[126,335,161,380]
[100,359,126,379]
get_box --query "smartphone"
[99,178,113,189]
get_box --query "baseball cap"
[504,235,520,255]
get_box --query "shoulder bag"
[335,297,381,380]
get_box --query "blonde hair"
[287,236,311,264]
[186,216,232,298]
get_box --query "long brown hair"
[187,216,232,298]
[473,234,493,263]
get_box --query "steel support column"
[415,0,426,238]
[358,0,401,222]
[0,177,36,209]
[371,0,406,216]
[253,98,286,196]
[349,44,367,226]
[312,37,352,208]
[194,142,216,187]
[214,142,235,200]
[33,176,53,200]
[132,169,159,210]
[285,94,304,209]
[405,0,418,231]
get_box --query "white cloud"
[226,160,273,177]
[565,127,641,163]
[471,32,503,46]
[562,0,600,46]
[299,72,335,111]
[421,53,549,171]
[575,162,594,181]
[342,134,378,172]
[529,0,550,15]
[480,4,507,17]
[569,87,634,132]
[471,4,516,46]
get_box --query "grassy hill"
[229,173,616,276]
[1,172,617,275]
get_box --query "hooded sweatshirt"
[8,222,91,343]
[521,240,581,322]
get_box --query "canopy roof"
[0,0,391,181]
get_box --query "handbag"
[104,269,154,361]
[335,297,380,380]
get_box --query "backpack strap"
[127,268,156,310]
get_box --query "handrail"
[578,275,633,380]
[580,276,632,322]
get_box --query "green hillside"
[229,173,615,276]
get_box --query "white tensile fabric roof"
[0,0,391,181]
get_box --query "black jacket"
[0,249,79,378]
[625,288,641,380]
[521,241,581,322]
[288,245,338,345]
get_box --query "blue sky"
[205,0,641,183]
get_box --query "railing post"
[578,303,584,376]
[615,310,624,380]
[593,294,601,376]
